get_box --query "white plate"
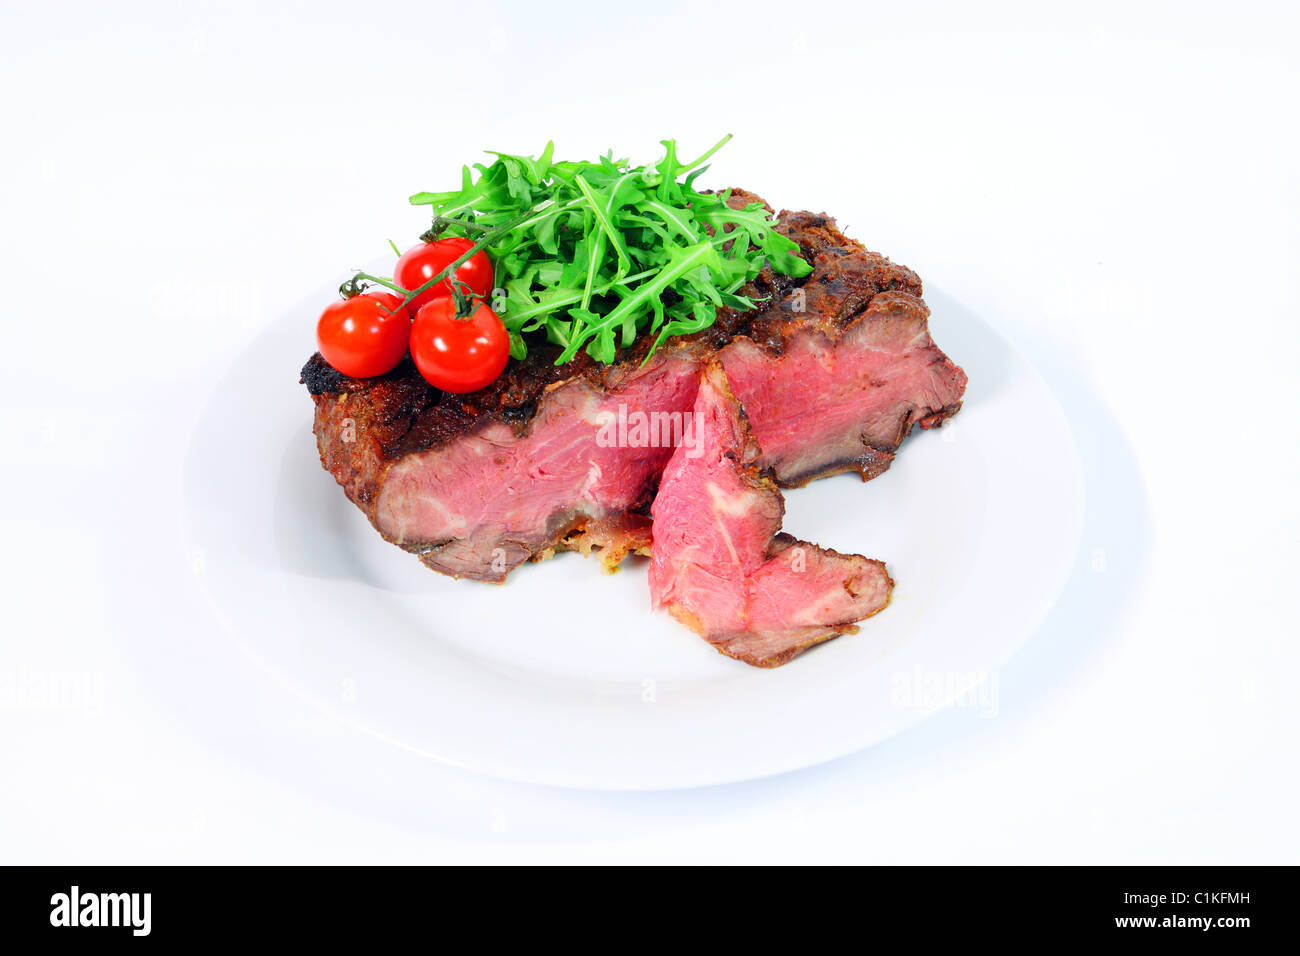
[183,285,1083,790]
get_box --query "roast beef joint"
[302,195,967,664]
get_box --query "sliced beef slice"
[648,361,893,667]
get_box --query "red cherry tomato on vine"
[393,237,494,314]
[316,292,411,378]
[409,298,509,393]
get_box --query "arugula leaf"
[556,240,722,363]
[406,137,811,364]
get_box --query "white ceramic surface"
[184,285,1084,790]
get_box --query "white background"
[2,0,1296,862]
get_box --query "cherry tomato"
[409,298,509,393]
[316,292,411,378]
[393,237,494,313]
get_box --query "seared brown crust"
[537,512,654,570]
[303,194,931,510]
[745,211,922,352]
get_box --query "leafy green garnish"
[407,136,811,365]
